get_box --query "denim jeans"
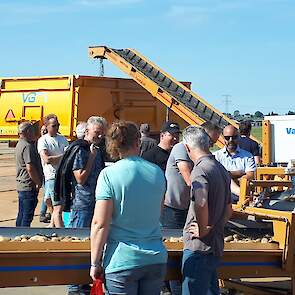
[68,209,94,294]
[104,263,166,295]
[182,249,220,295]
[16,190,38,227]
[160,205,188,229]
[40,198,47,216]
[68,209,94,228]
[160,205,187,295]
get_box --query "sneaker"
[39,215,50,223]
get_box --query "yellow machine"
[1,46,261,147]
[88,46,261,147]
[0,75,190,141]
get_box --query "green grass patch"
[251,126,262,142]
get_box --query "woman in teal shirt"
[90,121,167,295]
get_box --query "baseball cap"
[161,122,181,134]
[140,123,150,134]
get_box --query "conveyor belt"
[88,46,262,146]
[113,49,229,128]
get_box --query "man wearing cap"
[142,122,180,171]
[139,123,157,156]
[15,122,43,227]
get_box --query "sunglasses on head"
[224,135,239,141]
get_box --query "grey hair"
[18,122,32,134]
[87,116,108,129]
[76,122,87,139]
[182,125,210,151]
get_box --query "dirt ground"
[0,142,67,294]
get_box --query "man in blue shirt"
[239,120,261,164]
[68,116,106,295]
[214,125,256,202]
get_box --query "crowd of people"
[15,115,258,295]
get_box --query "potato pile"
[0,234,90,242]
[163,235,274,244]
[224,234,273,243]
[163,237,183,243]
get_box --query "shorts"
[44,179,62,206]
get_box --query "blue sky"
[1,0,294,114]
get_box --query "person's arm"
[229,170,245,179]
[90,199,113,280]
[177,161,192,186]
[23,145,42,190]
[26,163,42,188]
[189,180,211,238]
[243,171,255,180]
[73,145,97,185]
[39,149,63,165]
[230,179,240,195]
[254,155,261,165]
[243,156,256,180]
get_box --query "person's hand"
[188,222,212,239]
[90,143,98,156]
[35,183,42,193]
[90,264,104,281]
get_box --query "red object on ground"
[90,278,104,295]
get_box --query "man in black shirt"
[142,122,180,171]
[239,120,261,164]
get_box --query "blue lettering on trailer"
[22,92,48,103]
[22,92,36,103]
[286,128,295,135]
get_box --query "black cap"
[161,122,181,134]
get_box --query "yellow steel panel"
[0,79,74,140]
[1,76,72,91]
[262,120,271,165]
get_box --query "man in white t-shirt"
[38,114,68,227]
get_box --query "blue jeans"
[182,249,220,295]
[16,190,38,227]
[68,209,94,294]
[160,205,187,295]
[40,198,47,216]
[105,264,167,295]
[69,209,94,228]
[160,205,188,229]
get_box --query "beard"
[227,142,237,152]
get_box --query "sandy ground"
[0,142,67,294]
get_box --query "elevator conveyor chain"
[113,48,229,129]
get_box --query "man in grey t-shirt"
[181,126,232,295]
[15,122,43,227]
[161,141,193,229]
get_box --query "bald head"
[223,125,238,137]
[223,125,239,153]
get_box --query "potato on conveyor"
[224,236,234,242]
[261,238,269,243]
[0,236,10,242]
[29,235,47,242]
